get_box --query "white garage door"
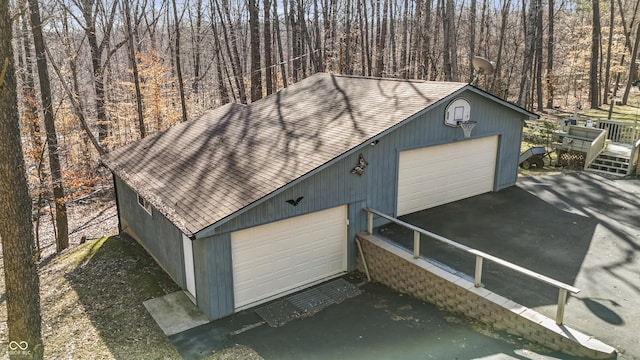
[231,205,348,309]
[397,136,498,216]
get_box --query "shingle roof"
[102,73,471,235]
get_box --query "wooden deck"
[601,142,633,157]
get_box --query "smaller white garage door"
[397,136,498,216]
[231,205,348,309]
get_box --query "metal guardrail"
[364,207,580,325]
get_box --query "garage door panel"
[231,205,347,309]
[398,136,498,216]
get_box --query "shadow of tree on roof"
[106,73,450,234]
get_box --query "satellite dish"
[471,56,495,85]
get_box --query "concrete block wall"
[357,233,617,359]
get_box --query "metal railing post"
[556,288,568,325]
[363,207,580,325]
[474,256,483,287]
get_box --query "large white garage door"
[397,136,498,216]
[231,205,348,309]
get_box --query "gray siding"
[210,90,524,235]
[115,176,186,288]
[193,89,525,319]
[193,234,234,319]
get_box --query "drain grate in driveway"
[254,299,301,328]
[254,278,362,327]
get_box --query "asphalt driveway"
[171,273,584,359]
[379,172,640,359]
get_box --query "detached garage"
[397,136,499,216]
[232,205,348,309]
[102,73,537,320]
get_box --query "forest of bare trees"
[5,0,640,253]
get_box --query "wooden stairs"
[587,151,631,176]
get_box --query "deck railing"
[584,127,608,170]
[365,207,580,325]
[596,119,640,144]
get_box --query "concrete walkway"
[378,172,639,359]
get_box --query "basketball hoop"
[459,121,477,138]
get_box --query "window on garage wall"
[137,194,152,215]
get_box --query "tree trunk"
[518,0,536,108]
[469,0,477,82]
[289,0,300,81]
[343,0,352,74]
[411,0,422,78]
[18,5,47,243]
[388,0,397,75]
[535,0,543,110]
[249,0,262,101]
[446,0,458,81]
[603,0,613,105]
[623,21,640,104]
[618,0,640,104]
[399,0,409,78]
[313,0,324,72]
[442,0,452,81]
[0,0,44,357]
[217,0,247,102]
[490,0,511,94]
[357,0,367,75]
[263,0,273,95]
[362,0,372,76]
[546,0,555,108]
[427,0,438,80]
[273,0,288,87]
[27,0,69,252]
[375,0,388,76]
[122,0,145,137]
[297,0,315,74]
[171,0,189,120]
[73,0,121,143]
[589,0,601,109]
[191,0,203,97]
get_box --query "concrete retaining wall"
[357,233,617,359]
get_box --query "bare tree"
[264,0,274,95]
[589,0,601,109]
[215,0,248,102]
[249,0,262,101]
[273,0,288,86]
[171,0,189,121]
[375,0,388,76]
[122,0,146,137]
[546,0,555,109]
[28,0,69,251]
[469,0,477,82]
[61,0,124,143]
[535,0,543,110]
[518,0,536,108]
